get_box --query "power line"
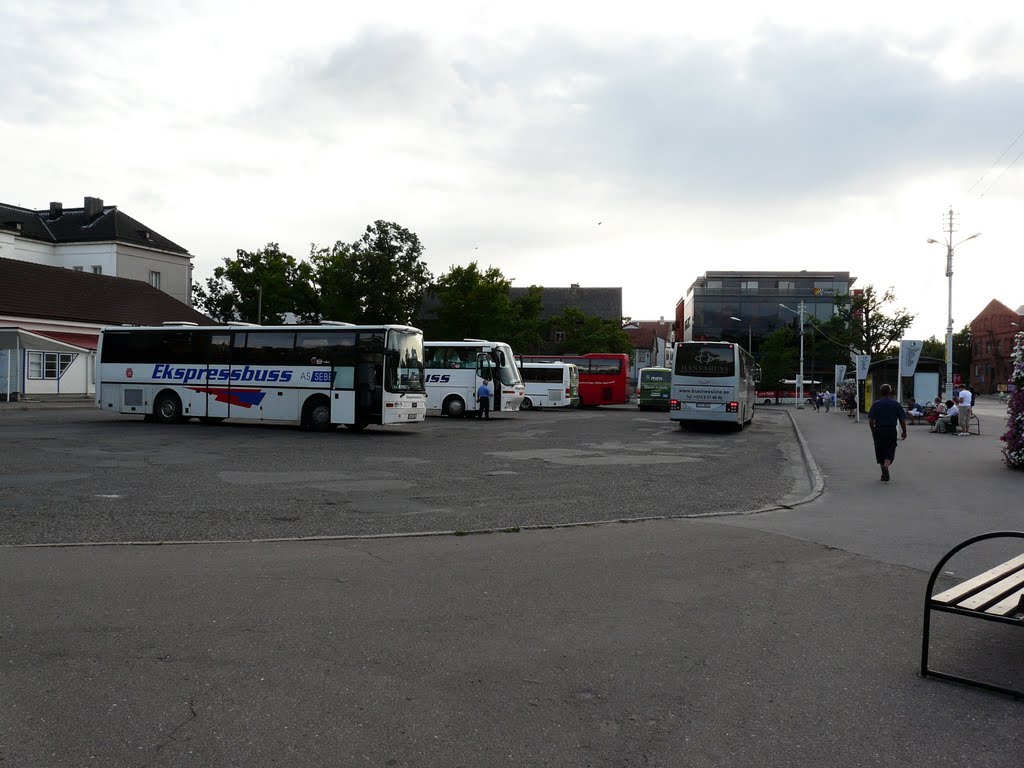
[978,144,1024,198]
[966,124,1024,195]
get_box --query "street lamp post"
[779,301,806,408]
[729,316,752,353]
[927,212,980,401]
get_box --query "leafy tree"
[821,285,914,358]
[356,221,433,324]
[428,262,515,340]
[953,324,972,383]
[546,307,632,357]
[922,336,946,360]
[192,243,314,324]
[507,285,546,354]
[757,327,799,396]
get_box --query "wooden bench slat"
[931,554,1024,605]
[958,570,1024,611]
[985,588,1024,618]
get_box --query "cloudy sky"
[4,1,1023,338]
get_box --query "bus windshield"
[674,343,736,378]
[487,343,523,388]
[386,329,426,394]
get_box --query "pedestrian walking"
[868,383,907,482]
[822,389,831,413]
[476,378,492,419]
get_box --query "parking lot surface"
[0,406,803,545]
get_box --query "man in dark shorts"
[868,383,908,482]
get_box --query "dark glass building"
[680,270,857,356]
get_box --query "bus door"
[477,353,495,411]
[204,332,234,420]
[355,335,384,425]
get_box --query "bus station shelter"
[0,327,96,401]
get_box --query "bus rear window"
[674,345,735,377]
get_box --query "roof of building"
[969,298,1023,325]
[0,197,189,254]
[624,320,673,348]
[509,285,622,321]
[0,256,212,326]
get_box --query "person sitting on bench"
[933,401,958,434]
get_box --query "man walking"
[476,378,493,420]
[868,383,908,482]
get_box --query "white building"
[0,196,192,305]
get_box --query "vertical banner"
[835,364,847,383]
[899,340,924,377]
[855,355,871,380]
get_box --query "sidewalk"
[0,395,94,411]
[720,397,1022,574]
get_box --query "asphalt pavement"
[2,398,1023,767]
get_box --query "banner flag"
[835,364,847,383]
[855,355,871,380]
[899,340,924,377]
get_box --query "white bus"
[423,339,526,417]
[669,341,756,430]
[96,323,427,431]
[516,361,579,409]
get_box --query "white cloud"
[3,1,1024,340]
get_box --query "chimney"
[84,196,104,217]
[49,201,63,219]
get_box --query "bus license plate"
[695,402,712,408]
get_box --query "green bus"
[637,367,672,410]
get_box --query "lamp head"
[926,238,940,244]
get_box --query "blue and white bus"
[516,361,579,409]
[96,322,427,430]
[669,341,756,430]
[423,339,526,417]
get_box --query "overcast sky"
[4,1,1023,339]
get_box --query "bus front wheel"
[303,397,334,431]
[154,392,183,424]
[443,396,466,418]
[520,397,533,410]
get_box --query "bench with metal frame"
[921,531,1024,698]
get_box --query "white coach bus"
[423,339,526,417]
[669,341,756,430]
[96,323,427,431]
[516,361,579,409]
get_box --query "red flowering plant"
[1001,330,1024,470]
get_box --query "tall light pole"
[927,208,980,401]
[779,301,806,408]
[729,316,752,353]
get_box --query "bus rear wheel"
[443,396,466,418]
[154,392,183,424]
[303,397,334,431]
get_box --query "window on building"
[778,280,795,290]
[150,271,161,289]
[92,265,102,274]
[740,281,758,291]
[27,352,76,379]
[554,331,566,343]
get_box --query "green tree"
[922,336,946,360]
[953,324,972,383]
[822,285,914,358]
[428,262,515,340]
[507,285,546,354]
[546,307,632,357]
[757,327,799,397]
[310,221,432,325]
[192,243,314,324]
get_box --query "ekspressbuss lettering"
[151,365,293,384]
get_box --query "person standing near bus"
[868,383,907,482]
[956,386,973,436]
[476,378,493,419]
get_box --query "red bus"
[518,353,630,406]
